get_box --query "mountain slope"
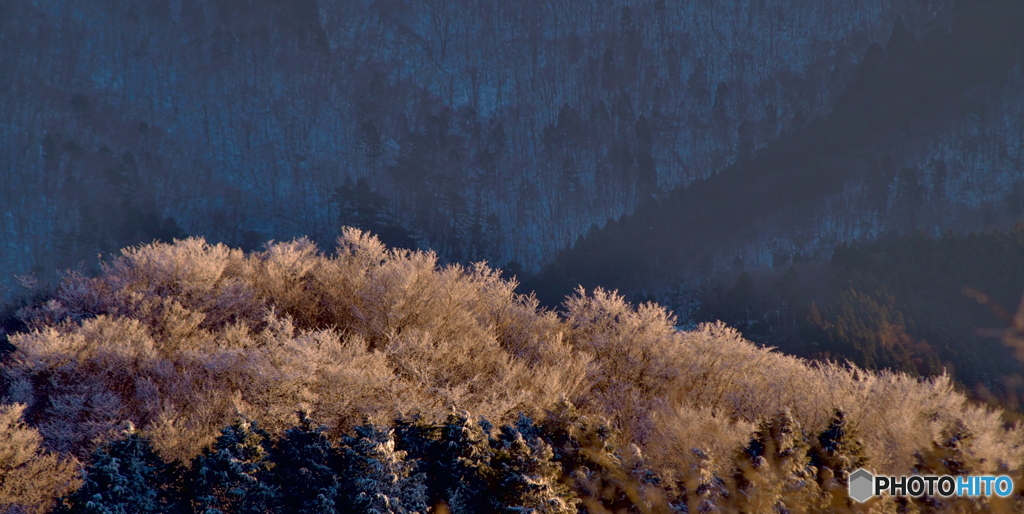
[535,0,1024,303]
[0,0,944,297]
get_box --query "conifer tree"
[732,409,823,513]
[337,423,428,514]
[269,411,339,513]
[489,424,579,514]
[907,421,996,511]
[395,411,494,514]
[534,400,614,471]
[534,399,660,513]
[809,409,867,487]
[187,417,278,514]
[676,448,726,514]
[61,424,171,513]
[912,421,980,477]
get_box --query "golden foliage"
[1,228,1021,512]
[0,404,79,513]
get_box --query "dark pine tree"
[488,424,579,514]
[336,423,428,514]
[186,417,278,514]
[395,411,495,514]
[60,425,174,513]
[809,409,867,489]
[269,411,339,513]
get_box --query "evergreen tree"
[912,421,979,477]
[488,425,579,514]
[395,411,494,514]
[337,423,428,514]
[809,409,867,488]
[739,410,812,478]
[269,411,339,513]
[909,421,989,510]
[733,409,823,513]
[187,417,278,514]
[676,448,726,514]
[61,425,172,514]
[534,399,660,512]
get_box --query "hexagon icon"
[849,468,875,503]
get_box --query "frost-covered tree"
[732,409,823,513]
[4,234,1024,511]
[531,399,661,513]
[60,425,170,514]
[908,421,993,513]
[187,417,277,514]
[912,420,981,477]
[268,411,339,513]
[395,411,494,514]
[337,423,428,514]
[675,447,727,514]
[809,409,867,487]
[489,425,579,514]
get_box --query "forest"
[538,0,1024,300]
[3,0,1024,511]
[2,232,1021,512]
[0,0,966,291]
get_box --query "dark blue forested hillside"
[6,2,1024,511]
[1,0,955,297]
[536,0,1024,303]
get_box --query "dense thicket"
[0,231,1021,511]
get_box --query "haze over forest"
[2,0,1024,511]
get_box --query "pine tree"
[395,411,494,514]
[61,424,171,513]
[912,421,980,477]
[489,425,579,514]
[908,421,991,511]
[187,417,277,514]
[269,411,339,513]
[809,409,867,487]
[534,399,659,513]
[677,448,726,514]
[337,423,428,514]
[732,409,823,513]
[806,409,868,511]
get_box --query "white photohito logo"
[848,468,1014,502]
